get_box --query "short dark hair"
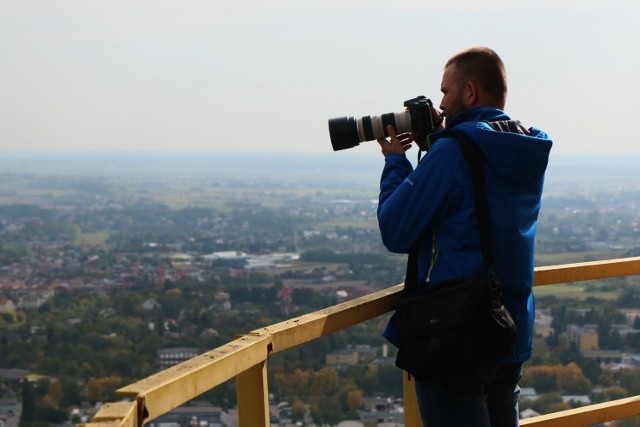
[446,47,507,106]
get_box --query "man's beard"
[443,96,465,126]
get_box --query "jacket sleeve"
[377,139,462,253]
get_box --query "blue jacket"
[379,106,552,366]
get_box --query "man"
[376,47,552,426]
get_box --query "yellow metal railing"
[83,256,640,427]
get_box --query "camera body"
[328,96,436,151]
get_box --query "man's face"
[439,64,466,125]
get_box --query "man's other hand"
[377,125,413,156]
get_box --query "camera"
[328,96,436,151]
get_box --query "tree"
[86,376,123,403]
[165,287,182,299]
[310,396,342,426]
[274,369,310,400]
[376,365,403,397]
[576,357,602,386]
[42,380,64,409]
[610,329,624,350]
[522,365,557,393]
[617,369,640,395]
[67,223,81,240]
[291,398,307,421]
[598,319,612,349]
[310,367,340,397]
[112,291,142,316]
[21,379,37,423]
[528,392,571,415]
[556,362,592,394]
[523,363,592,395]
[596,386,628,402]
[60,377,83,407]
[292,288,323,307]
[551,304,568,336]
[346,389,364,412]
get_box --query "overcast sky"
[1,1,639,155]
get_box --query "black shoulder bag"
[393,130,517,382]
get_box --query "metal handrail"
[82,256,640,427]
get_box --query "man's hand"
[431,106,445,132]
[377,125,414,156]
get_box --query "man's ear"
[464,80,479,107]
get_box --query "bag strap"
[404,129,495,293]
[450,130,496,270]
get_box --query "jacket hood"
[430,107,553,184]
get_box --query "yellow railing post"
[403,373,423,426]
[237,361,270,426]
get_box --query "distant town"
[3,153,640,427]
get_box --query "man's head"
[439,47,507,124]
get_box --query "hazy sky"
[1,1,639,155]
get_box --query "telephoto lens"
[328,111,413,151]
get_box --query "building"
[582,350,623,364]
[0,390,20,419]
[158,348,201,368]
[326,348,358,367]
[0,298,16,315]
[355,345,378,364]
[620,308,640,325]
[534,308,553,338]
[142,298,162,310]
[148,401,223,427]
[566,324,599,352]
[0,369,28,391]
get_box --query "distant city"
[2,152,640,427]
[1,151,640,185]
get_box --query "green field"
[533,283,620,300]
[535,250,629,266]
[77,231,111,245]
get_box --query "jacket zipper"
[426,234,438,282]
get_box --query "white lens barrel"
[393,111,412,134]
[354,111,413,142]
